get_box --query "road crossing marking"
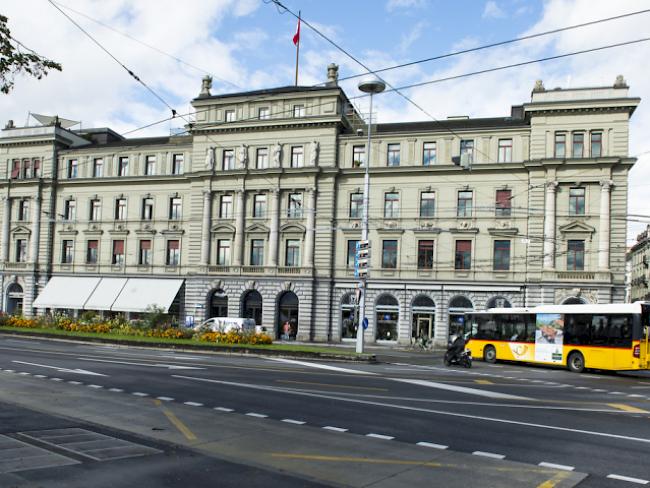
[538,462,575,471]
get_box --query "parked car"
[196,317,256,333]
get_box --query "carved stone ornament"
[205,147,215,170]
[237,144,248,168]
[272,143,282,167]
[245,280,256,290]
[200,75,212,96]
[310,141,319,165]
[283,281,293,291]
[533,79,545,92]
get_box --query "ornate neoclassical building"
[0,66,639,346]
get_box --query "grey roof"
[374,117,529,134]
[194,84,337,101]
[79,135,191,149]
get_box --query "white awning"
[33,277,101,309]
[84,278,127,311]
[111,279,184,313]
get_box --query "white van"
[197,317,256,333]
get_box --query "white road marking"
[538,462,575,471]
[18,372,30,375]
[628,394,645,398]
[609,392,625,395]
[322,426,348,432]
[108,388,123,392]
[172,375,650,445]
[606,474,649,484]
[34,375,47,379]
[50,378,63,381]
[575,387,589,390]
[473,451,505,459]
[214,407,234,412]
[245,412,268,418]
[156,396,174,402]
[4,370,14,373]
[132,392,149,397]
[593,389,607,392]
[68,381,82,385]
[366,433,394,440]
[77,357,203,370]
[184,402,203,407]
[87,384,103,389]
[282,419,306,425]
[416,442,448,449]
[390,378,530,400]
[12,360,106,377]
[267,357,376,375]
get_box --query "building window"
[423,142,436,166]
[90,199,101,221]
[250,239,264,266]
[457,190,473,218]
[420,192,435,218]
[172,154,184,175]
[61,240,74,264]
[15,239,27,263]
[387,143,400,167]
[253,194,266,218]
[288,193,302,218]
[141,197,154,220]
[217,239,231,265]
[417,240,434,270]
[572,132,584,158]
[166,240,180,266]
[86,240,98,264]
[67,159,78,179]
[285,239,300,267]
[591,132,602,157]
[115,198,127,221]
[10,159,20,179]
[32,158,41,178]
[455,240,471,270]
[353,145,366,167]
[347,240,359,268]
[112,240,125,265]
[349,193,363,219]
[17,199,29,221]
[144,155,156,175]
[567,240,585,271]
[384,192,399,219]
[290,146,304,168]
[493,240,511,271]
[495,189,512,217]
[138,240,151,265]
[293,105,305,118]
[498,139,512,163]
[225,109,235,122]
[63,199,76,221]
[382,240,398,269]
[118,156,129,176]
[93,158,104,177]
[569,187,585,215]
[555,133,566,158]
[220,195,233,219]
[223,149,235,170]
[258,107,270,120]
[169,197,182,220]
[256,148,269,169]
[460,140,474,164]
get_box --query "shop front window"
[376,294,399,341]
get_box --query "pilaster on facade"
[542,180,558,270]
[598,180,613,271]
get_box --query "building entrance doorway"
[277,291,298,340]
[448,295,473,338]
[242,290,263,325]
[207,289,228,318]
[411,295,435,343]
[6,283,23,315]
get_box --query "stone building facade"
[628,225,650,302]
[0,67,640,346]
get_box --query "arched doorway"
[341,293,357,339]
[562,296,587,305]
[6,283,23,315]
[242,290,263,325]
[448,295,473,338]
[376,294,399,341]
[486,296,512,309]
[207,289,228,319]
[412,295,435,342]
[277,291,299,340]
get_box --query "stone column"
[233,190,245,266]
[303,188,316,268]
[268,189,280,267]
[543,181,558,270]
[200,191,212,265]
[1,196,10,262]
[30,194,41,263]
[598,180,613,271]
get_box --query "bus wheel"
[483,345,497,364]
[567,352,585,373]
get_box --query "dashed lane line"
[68,381,82,385]
[538,462,575,471]
[416,442,448,449]
[281,419,306,425]
[245,412,268,418]
[87,384,103,389]
[214,407,233,412]
[184,402,203,407]
[366,433,394,440]
[108,388,123,392]
[156,396,174,402]
[606,474,649,485]
[322,426,348,432]
[132,392,149,397]
[267,357,377,375]
[473,451,506,460]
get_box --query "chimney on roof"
[200,75,213,97]
[326,63,339,86]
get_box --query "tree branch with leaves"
[0,14,62,94]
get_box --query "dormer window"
[225,110,235,122]
[258,107,270,120]
[293,105,305,118]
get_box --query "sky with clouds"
[2,0,649,243]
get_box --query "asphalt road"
[0,335,649,487]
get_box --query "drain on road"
[0,434,79,474]
[16,428,162,461]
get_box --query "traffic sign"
[362,317,369,330]
[356,240,370,250]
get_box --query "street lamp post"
[356,76,385,354]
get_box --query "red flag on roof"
[293,16,301,46]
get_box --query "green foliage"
[143,305,168,329]
[0,14,62,94]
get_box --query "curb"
[0,329,377,363]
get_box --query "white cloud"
[386,0,427,12]
[483,1,506,19]
[399,21,428,53]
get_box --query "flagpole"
[294,10,301,86]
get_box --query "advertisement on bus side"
[534,313,564,363]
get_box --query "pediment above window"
[280,223,305,233]
[10,225,31,236]
[559,221,595,235]
[211,223,236,234]
[246,223,270,234]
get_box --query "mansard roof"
[194,84,337,101]
[374,116,528,134]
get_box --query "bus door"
[639,305,650,369]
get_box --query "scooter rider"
[447,331,466,362]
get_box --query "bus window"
[591,315,609,346]
[565,314,590,345]
[524,315,536,342]
[474,315,498,340]
[609,315,632,347]
[500,314,526,341]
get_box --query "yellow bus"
[463,303,650,373]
